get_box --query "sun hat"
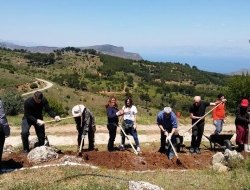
[72,104,85,117]
[241,99,249,107]
[164,107,172,114]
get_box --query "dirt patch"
[2,123,239,171]
[2,146,219,171]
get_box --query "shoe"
[136,147,141,152]
[108,149,116,152]
[195,147,201,154]
[119,145,125,151]
[189,147,194,153]
[22,150,28,155]
[158,147,166,153]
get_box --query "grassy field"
[1,143,250,190]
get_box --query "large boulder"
[27,146,58,164]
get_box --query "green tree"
[1,90,24,115]
[225,73,250,112]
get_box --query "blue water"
[141,54,250,74]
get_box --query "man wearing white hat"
[156,106,178,159]
[72,104,96,151]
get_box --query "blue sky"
[1,1,250,72]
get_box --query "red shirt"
[212,100,226,120]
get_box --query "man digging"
[72,104,97,152]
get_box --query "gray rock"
[129,181,164,190]
[211,152,224,165]
[213,163,228,173]
[27,146,58,164]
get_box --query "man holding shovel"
[72,104,96,152]
[189,96,226,154]
[156,107,178,159]
[21,91,61,154]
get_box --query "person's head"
[124,97,133,107]
[33,91,43,103]
[72,104,85,117]
[240,98,249,110]
[72,104,85,122]
[217,93,224,100]
[105,96,118,108]
[194,96,201,106]
[163,107,172,118]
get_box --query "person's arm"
[83,109,91,132]
[169,114,177,136]
[0,99,10,137]
[24,100,38,123]
[156,114,165,132]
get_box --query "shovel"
[44,115,80,124]
[178,101,224,136]
[119,125,138,155]
[167,134,179,160]
[78,134,86,156]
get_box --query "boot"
[21,135,29,154]
[244,144,250,152]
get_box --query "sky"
[0,0,250,73]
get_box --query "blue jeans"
[160,131,175,158]
[213,119,223,134]
[121,120,140,147]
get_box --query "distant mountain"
[227,68,250,75]
[0,42,143,60]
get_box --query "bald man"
[189,96,225,154]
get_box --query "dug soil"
[2,123,240,171]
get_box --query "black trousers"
[77,125,95,150]
[107,124,117,151]
[21,118,45,151]
[191,121,205,148]
[0,131,5,169]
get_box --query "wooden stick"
[119,125,138,155]
[44,115,80,123]
[167,135,179,159]
[178,101,224,136]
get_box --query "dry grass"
[1,147,250,190]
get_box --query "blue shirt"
[156,110,178,131]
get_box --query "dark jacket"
[106,106,119,125]
[75,108,95,132]
[23,97,56,124]
[235,104,249,127]
[0,99,10,136]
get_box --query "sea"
[141,54,250,74]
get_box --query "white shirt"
[122,105,137,121]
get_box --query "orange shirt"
[212,100,226,120]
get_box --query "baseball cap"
[164,107,172,114]
[241,99,249,107]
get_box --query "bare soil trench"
[2,123,240,171]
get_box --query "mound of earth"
[2,147,218,171]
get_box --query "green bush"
[45,96,65,116]
[1,90,24,115]
[30,83,38,89]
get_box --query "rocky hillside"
[0,42,143,61]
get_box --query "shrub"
[1,90,24,115]
[30,83,38,89]
[45,96,65,116]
